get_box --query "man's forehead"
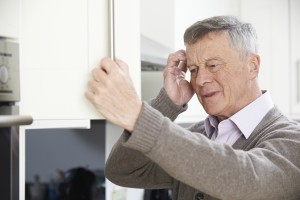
[186,34,237,63]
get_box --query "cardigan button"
[195,192,204,200]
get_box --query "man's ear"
[248,54,260,80]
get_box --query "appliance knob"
[0,65,9,84]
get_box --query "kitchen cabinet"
[0,0,19,38]
[290,0,300,116]
[19,1,141,199]
[19,0,141,122]
[19,0,104,121]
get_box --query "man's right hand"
[163,50,194,106]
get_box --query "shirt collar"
[204,90,274,139]
[229,90,274,139]
[204,115,218,138]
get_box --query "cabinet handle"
[109,0,115,60]
[0,115,33,127]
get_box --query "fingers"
[167,49,186,67]
[85,90,95,103]
[91,57,128,84]
[178,60,187,73]
[87,79,100,94]
[164,50,187,78]
[100,57,129,74]
[100,57,118,74]
[85,80,99,106]
[92,67,107,84]
[88,57,130,99]
[115,58,129,72]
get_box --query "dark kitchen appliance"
[0,38,33,200]
[59,167,97,200]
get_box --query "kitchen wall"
[174,0,240,50]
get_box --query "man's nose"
[195,67,213,86]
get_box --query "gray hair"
[184,16,258,58]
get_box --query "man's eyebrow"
[186,56,225,67]
[187,58,218,66]
[204,57,224,62]
[186,63,196,68]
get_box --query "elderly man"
[86,16,300,200]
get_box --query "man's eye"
[189,67,198,74]
[207,64,219,68]
[206,62,224,73]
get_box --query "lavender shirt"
[204,91,274,146]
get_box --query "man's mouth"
[202,91,219,98]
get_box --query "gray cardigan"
[105,89,300,200]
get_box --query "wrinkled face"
[186,32,258,121]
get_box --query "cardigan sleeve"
[121,103,300,200]
[104,88,187,189]
[104,130,174,189]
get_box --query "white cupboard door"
[0,0,19,38]
[88,0,111,119]
[19,0,109,120]
[114,0,141,96]
[290,0,300,115]
[241,0,290,114]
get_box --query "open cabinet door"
[20,0,109,121]
[113,0,141,96]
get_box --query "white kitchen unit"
[19,0,141,122]
[19,0,141,200]
[19,0,105,122]
[0,0,19,38]
[290,0,300,116]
